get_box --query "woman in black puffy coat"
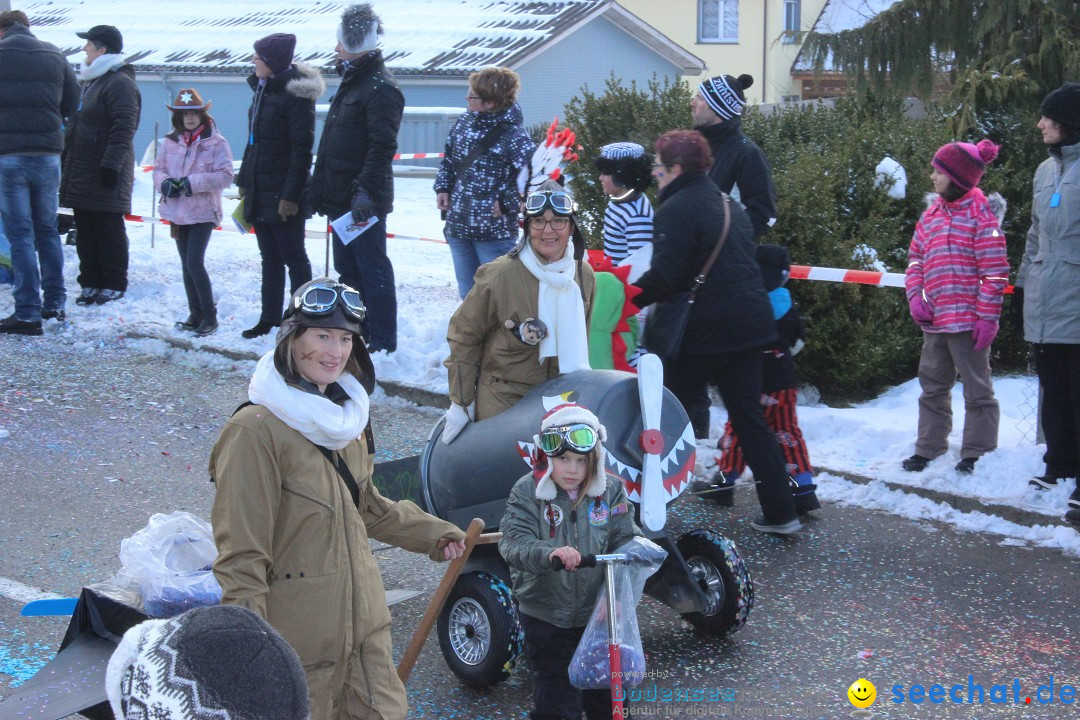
[235,33,324,338]
[632,129,800,534]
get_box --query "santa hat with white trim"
[532,403,608,500]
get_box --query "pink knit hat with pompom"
[932,139,1000,191]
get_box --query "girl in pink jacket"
[903,139,1010,475]
[153,88,234,336]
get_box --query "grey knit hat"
[106,605,309,720]
[337,3,382,54]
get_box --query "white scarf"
[247,352,370,450]
[518,243,591,373]
[79,53,127,81]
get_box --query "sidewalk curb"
[819,466,1074,530]
[123,330,451,410]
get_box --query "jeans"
[0,154,65,320]
[73,208,128,291]
[174,223,216,319]
[331,218,397,352]
[446,233,517,299]
[254,218,312,324]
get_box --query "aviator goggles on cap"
[292,282,366,322]
[539,423,598,457]
[524,190,576,217]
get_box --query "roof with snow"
[23,0,703,76]
[791,0,900,73]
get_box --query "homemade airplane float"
[420,356,754,687]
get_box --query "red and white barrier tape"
[789,264,905,288]
[63,208,1018,292]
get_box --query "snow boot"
[242,320,276,339]
[902,454,931,472]
[689,470,736,506]
[175,314,201,333]
[954,457,977,474]
[194,310,218,337]
[790,471,820,514]
[1029,476,1061,490]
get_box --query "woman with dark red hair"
[632,129,800,534]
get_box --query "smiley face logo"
[847,678,876,709]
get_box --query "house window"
[783,0,801,44]
[699,0,738,43]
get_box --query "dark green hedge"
[564,83,1043,402]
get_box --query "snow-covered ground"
[2,169,1077,556]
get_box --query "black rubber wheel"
[436,571,524,688]
[676,529,754,635]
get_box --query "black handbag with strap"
[642,195,732,358]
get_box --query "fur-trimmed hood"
[285,62,326,101]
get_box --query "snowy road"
[1,335,1078,719]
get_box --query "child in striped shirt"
[595,142,654,264]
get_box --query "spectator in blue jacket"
[435,67,536,299]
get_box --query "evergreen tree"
[803,0,1080,132]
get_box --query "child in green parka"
[499,402,640,720]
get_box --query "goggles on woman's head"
[524,190,576,217]
[539,423,598,457]
[293,282,366,323]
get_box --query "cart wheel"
[676,529,754,635]
[436,571,524,688]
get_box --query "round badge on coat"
[589,500,610,526]
[545,503,564,528]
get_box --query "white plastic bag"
[568,538,666,690]
[115,511,221,617]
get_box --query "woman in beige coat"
[441,181,596,443]
[210,278,466,720]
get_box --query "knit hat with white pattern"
[697,74,754,120]
[106,605,309,720]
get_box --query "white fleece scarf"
[79,52,127,81]
[518,243,591,373]
[247,351,370,450]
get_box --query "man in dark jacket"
[682,73,780,440]
[309,3,403,353]
[0,11,79,335]
[692,73,777,238]
[59,24,141,307]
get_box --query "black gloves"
[159,177,193,199]
[1009,286,1024,334]
[351,187,376,222]
[100,167,118,189]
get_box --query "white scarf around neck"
[518,243,591,373]
[79,52,126,81]
[248,352,370,450]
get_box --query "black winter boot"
[241,320,276,339]
[790,472,820,514]
[688,470,736,506]
[175,314,201,332]
[902,454,931,472]
[194,311,218,337]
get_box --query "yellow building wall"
[617,0,828,105]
